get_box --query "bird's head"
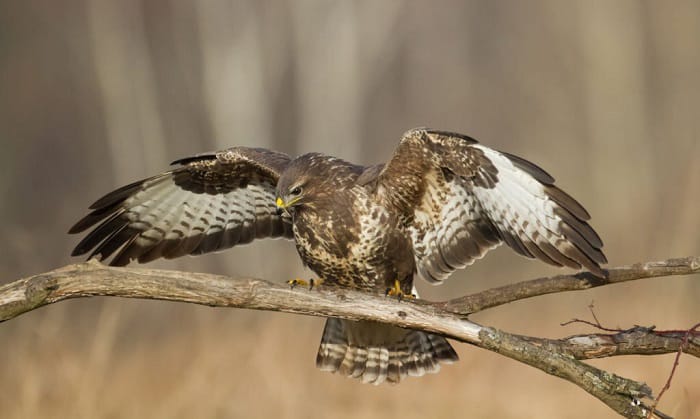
[275,182,305,217]
[276,152,358,217]
[275,153,322,216]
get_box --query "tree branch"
[438,256,700,314]
[2,257,698,418]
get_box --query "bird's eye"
[291,186,302,196]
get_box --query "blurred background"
[1,0,699,418]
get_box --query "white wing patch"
[472,145,564,259]
[410,140,606,283]
[472,145,605,273]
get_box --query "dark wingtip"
[502,151,556,184]
[545,185,591,221]
[70,247,86,257]
[87,178,149,210]
[68,220,87,235]
[575,246,607,279]
[586,264,607,279]
[68,207,114,234]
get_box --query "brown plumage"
[70,128,607,384]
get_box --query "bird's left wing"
[69,147,293,266]
[377,128,606,283]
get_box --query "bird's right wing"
[377,128,606,283]
[69,147,294,266]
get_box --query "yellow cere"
[276,197,285,208]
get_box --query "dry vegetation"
[0,1,698,418]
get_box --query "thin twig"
[561,318,623,331]
[560,301,624,332]
[647,322,700,419]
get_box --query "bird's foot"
[287,278,324,290]
[385,279,415,302]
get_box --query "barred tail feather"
[316,318,458,385]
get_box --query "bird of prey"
[70,128,606,385]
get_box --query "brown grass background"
[1,1,699,418]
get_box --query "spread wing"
[378,128,607,283]
[69,147,293,266]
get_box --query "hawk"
[70,128,606,385]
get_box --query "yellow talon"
[385,279,401,296]
[287,278,324,290]
[287,278,308,289]
[385,279,414,301]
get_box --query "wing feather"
[379,128,606,282]
[70,147,294,266]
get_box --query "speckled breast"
[290,189,414,293]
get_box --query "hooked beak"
[276,196,297,218]
[275,197,286,216]
[275,196,296,218]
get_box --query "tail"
[316,318,458,385]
